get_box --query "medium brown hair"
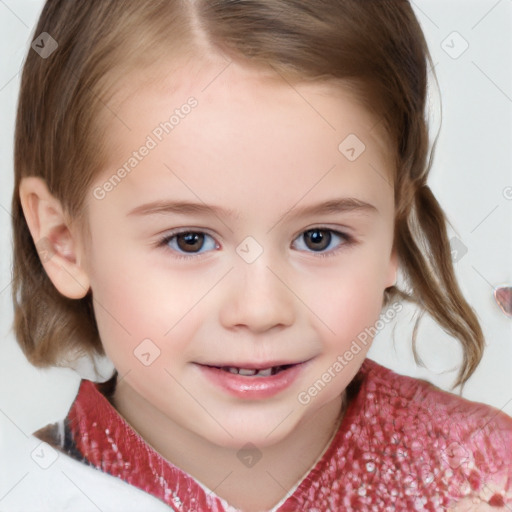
[12,0,483,387]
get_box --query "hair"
[12,0,483,388]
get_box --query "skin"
[21,56,397,511]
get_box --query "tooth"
[238,368,257,376]
[256,368,272,377]
[227,367,239,374]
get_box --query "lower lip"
[197,363,306,399]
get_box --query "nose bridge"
[240,253,280,298]
[219,246,295,332]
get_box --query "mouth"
[197,360,310,398]
[205,364,296,377]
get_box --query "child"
[9,0,511,510]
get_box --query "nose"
[219,255,296,333]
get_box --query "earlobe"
[19,177,90,299]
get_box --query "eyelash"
[157,228,356,261]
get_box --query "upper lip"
[198,359,311,369]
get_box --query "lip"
[200,360,302,369]
[196,360,311,400]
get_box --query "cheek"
[87,248,214,371]
[85,244,167,359]
[305,254,389,345]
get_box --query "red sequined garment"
[35,358,512,511]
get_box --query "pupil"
[178,232,204,252]
[306,229,330,251]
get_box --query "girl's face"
[81,57,397,449]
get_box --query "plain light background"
[0,0,511,499]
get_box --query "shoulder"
[353,358,512,504]
[1,434,172,512]
[359,358,512,446]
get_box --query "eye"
[158,227,354,261]
[293,228,353,257]
[159,230,218,260]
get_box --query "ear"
[386,246,398,288]
[19,177,90,299]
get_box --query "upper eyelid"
[161,224,353,237]
[159,228,220,245]
[160,227,351,250]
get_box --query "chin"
[196,414,300,451]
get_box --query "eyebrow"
[127,197,378,219]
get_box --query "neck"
[112,384,347,511]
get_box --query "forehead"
[93,57,394,219]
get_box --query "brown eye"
[176,232,205,253]
[293,228,353,257]
[160,230,218,259]
[303,229,332,252]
